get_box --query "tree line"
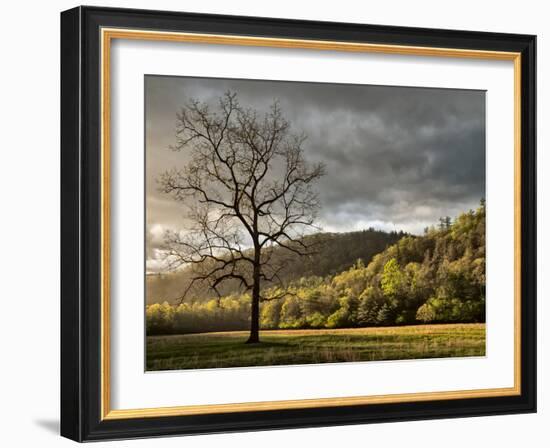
[147,202,485,335]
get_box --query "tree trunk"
[246,261,261,344]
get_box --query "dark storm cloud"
[145,75,485,264]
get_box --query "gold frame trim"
[100,28,522,420]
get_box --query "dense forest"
[147,202,485,335]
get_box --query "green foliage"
[146,295,250,335]
[147,204,486,334]
[416,297,485,323]
[306,312,327,328]
[381,258,403,298]
[279,296,305,329]
[260,300,283,329]
[416,302,437,323]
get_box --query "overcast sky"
[145,75,485,270]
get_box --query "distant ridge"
[146,228,405,304]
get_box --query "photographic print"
[145,76,486,371]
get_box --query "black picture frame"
[61,5,536,442]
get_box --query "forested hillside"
[146,228,404,304]
[147,203,485,335]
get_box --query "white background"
[111,40,515,409]
[0,0,547,446]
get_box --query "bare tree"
[159,91,325,343]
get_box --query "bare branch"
[156,92,326,332]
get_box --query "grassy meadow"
[146,323,485,371]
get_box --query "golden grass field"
[146,323,486,371]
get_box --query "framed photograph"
[60,6,536,441]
